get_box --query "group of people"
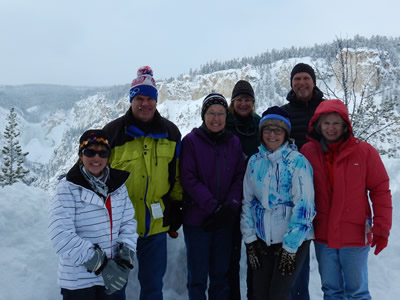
[48,63,392,300]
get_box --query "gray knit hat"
[231,80,255,100]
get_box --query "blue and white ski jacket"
[240,142,315,253]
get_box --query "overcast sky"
[1,0,398,86]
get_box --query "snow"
[1,158,399,300]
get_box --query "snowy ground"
[1,158,399,300]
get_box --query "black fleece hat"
[290,63,316,87]
[201,93,228,120]
[231,80,255,100]
[79,129,111,154]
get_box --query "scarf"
[79,164,110,200]
[200,122,231,144]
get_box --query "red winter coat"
[300,100,392,248]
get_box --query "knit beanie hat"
[129,66,158,102]
[79,129,111,154]
[231,80,255,100]
[259,106,291,136]
[201,93,228,120]
[290,63,316,87]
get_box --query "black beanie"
[290,63,316,87]
[79,129,111,154]
[201,93,228,120]
[231,80,255,100]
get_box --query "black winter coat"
[225,112,261,163]
[281,87,324,150]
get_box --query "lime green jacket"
[103,109,183,237]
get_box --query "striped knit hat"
[79,129,110,154]
[201,93,228,120]
[259,106,291,135]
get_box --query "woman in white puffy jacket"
[240,107,315,300]
[48,129,138,300]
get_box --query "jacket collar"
[286,86,324,107]
[124,108,168,139]
[259,141,297,164]
[66,162,129,194]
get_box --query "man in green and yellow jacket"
[103,66,182,300]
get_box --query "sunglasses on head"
[82,148,111,158]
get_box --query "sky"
[1,0,399,86]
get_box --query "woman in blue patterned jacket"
[240,106,315,300]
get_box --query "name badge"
[151,203,164,219]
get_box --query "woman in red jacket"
[301,99,392,300]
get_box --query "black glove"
[202,205,235,232]
[168,200,183,238]
[276,248,296,276]
[246,239,269,270]
[102,259,131,295]
[169,200,183,231]
[246,241,261,270]
[83,245,107,275]
[163,195,183,238]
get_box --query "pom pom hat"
[290,63,316,87]
[201,93,228,120]
[129,66,158,102]
[79,129,111,154]
[259,106,291,136]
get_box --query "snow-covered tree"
[317,38,400,157]
[0,108,29,187]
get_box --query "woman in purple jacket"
[180,93,246,300]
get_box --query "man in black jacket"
[281,63,324,300]
[282,63,324,149]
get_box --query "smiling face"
[131,95,157,122]
[292,72,315,102]
[262,125,286,152]
[232,95,254,118]
[80,144,109,177]
[319,112,347,144]
[204,104,227,133]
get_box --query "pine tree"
[0,108,29,187]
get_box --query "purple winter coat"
[180,127,246,226]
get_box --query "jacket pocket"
[251,199,266,239]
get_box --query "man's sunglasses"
[82,148,111,158]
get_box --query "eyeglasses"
[82,148,111,158]
[205,112,226,118]
[263,127,285,135]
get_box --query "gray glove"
[102,259,130,295]
[277,248,296,276]
[116,244,135,269]
[83,245,106,275]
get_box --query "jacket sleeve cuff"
[372,225,390,238]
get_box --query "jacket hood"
[308,99,353,135]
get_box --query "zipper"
[105,194,113,258]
